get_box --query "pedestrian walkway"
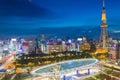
[105,63,120,70]
[10,74,16,80]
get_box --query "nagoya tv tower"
[100,0,108,48]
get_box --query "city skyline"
[0,1,120,79]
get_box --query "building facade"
[48,44,62,53]
[116,43,120,62]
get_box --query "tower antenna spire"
[103,0,105,8]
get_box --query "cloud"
[0,0,55,18]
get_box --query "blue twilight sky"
[0,0,120,30]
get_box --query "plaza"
[31,59,100,80]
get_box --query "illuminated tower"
[100,0,108,48]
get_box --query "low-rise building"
[108,46,117,61]
[116,43,120,62]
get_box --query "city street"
[0,51,16,70]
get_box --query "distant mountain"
[0,25,120,39]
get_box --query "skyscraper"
[100,0,108,48]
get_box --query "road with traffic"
[0,51,16,70]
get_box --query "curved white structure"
[31,59,98,76]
